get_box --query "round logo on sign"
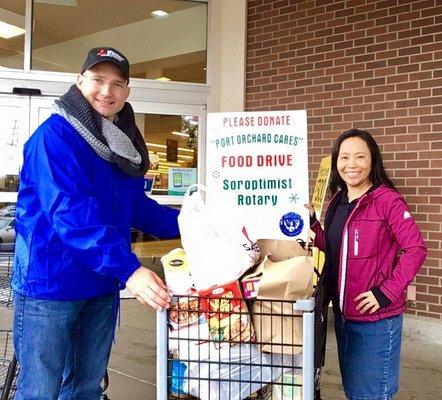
[279,212,304,237]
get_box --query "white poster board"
[206,111,309,240]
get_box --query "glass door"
[29,97,57,133]
[0,94,30,204]
[0,94,29,252]
[0,95,57,203]
[130,100,206,205]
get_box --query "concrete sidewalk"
[106,299,442,400]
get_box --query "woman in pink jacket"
[308,129,427,400]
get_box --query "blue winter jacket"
[12,114,179,300]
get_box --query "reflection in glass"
[0,214,15,252]
[135,112,198,195]
[131,112,196,247]
[0,204,15,217]
[0,106,25,193]
[0,1,26,70]
[32,0,207,83]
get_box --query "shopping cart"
[0,254,13,310]
[156,293,320,400]
[0,253,18,400]
[0,330,17,400]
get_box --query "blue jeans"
[334,314,403,400]
[13,291,117,400]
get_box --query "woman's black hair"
[327,128,397,197]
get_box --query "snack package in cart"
[162,248,211,359]
[168,295,211,360]
[199,280,255,349]
[161,248,193,295]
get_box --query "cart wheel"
[1,354,18,400]
[101,370,109,392]
[314,387,323,400]
[99,369,110,400]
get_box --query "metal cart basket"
[0,330,17,400]
[0,254,13,310]
[157,294,319,400]
[0,253,17,400]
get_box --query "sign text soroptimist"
[206,111,309,240]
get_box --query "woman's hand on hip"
[354,291,380,314]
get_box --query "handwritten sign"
[205,111,309,240]
[311,156,331,220]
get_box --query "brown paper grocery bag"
[252,255,313,354]
[257,239,307,262]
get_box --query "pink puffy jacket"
[311,185,427,321]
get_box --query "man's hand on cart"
[126,266,171,310]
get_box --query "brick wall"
[246,0,442,319]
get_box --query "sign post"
[205,111,309,240]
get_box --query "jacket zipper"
[354,228,359,256]
[339,228,349,312]
[339,196,368,314]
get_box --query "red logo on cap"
[95,48,124,62]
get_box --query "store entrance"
[0,92,206,290]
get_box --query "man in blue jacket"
[12,47,179,399]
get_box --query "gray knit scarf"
[53,85,149,177]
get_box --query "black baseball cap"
[81,47,130,81]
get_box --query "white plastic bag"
[272,372,303,400]
[178,184,259,290]
[183,343,302,400]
